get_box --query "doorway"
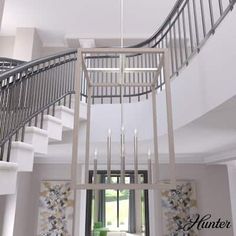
[85,171,150,236]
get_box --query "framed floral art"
[161,181,198,236]
[37,181,74,236]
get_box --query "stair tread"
[0,161,18,171]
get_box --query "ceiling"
[0,0,175,46]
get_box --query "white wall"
[87,8,236,145]
[0,195,6,234]
[227,164,236,235]
[13,27,42,61]
[13,173,34,236]
[0,36,14,57]
[11,163,233,236]
[155,164,233,236]
[1,0,176,46]
[41,46,68,57]
[0,0,5,28]
[31,29,43,60]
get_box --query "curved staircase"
[0,0,235,196]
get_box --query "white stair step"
[10,142,34,172]
[43,115,63,141]
[0,162,18,195]
[55,104,87,130]
[55,106,74,130]
[24,127,48,154]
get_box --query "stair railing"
[0,57,25,73]
[0,0,235,162]
[0,50,79,161]
[83,0,235,104]
[129,0,236,77]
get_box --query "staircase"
[0,102,87,194]
[0,0,235,195]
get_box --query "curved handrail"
[128,0,236,76]
[83,0,236,102]
[130,0,186,48]
[0,49,77,81]
[0,57,25,73]
[130,0,235,49]
[0,0,235,162]
[0,50,78,161]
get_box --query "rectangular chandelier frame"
[71,48,176,191]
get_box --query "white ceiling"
[1,0,175,46]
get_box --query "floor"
[107,233,144,236]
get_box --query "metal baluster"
[128,57,131,103]
[115,56,118,100]
[200,0,206,37]
[52,64,57,115]
[82,57,86,102]
[181,7,189,64]
[2,79,11,139]
[208,0,215,33]
[96,58,99,103]
[177,8,184,65]
[68,59,73,108]
[0,82,8,140]
[219,0,223,15]
[40,67,47,128]
[6,138,12,162]
[47,64,53,114]
[187,0,194,52]
[31,74,39,127]
[105,57,108,102]
[91,58,95,104]
[110,57,113,104]
[35,69,43,127]
[101,58,104,104]
[9,75,17,137]
[142,56,148,99]
[192,0,200,50]
[134,56,139,101]
[0,144,5,161]
[54,59,59,106]
[169,23,175,75]
[173,23,179,74]
[21,72,30,141]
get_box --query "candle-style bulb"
[108,129,112,137]
[134,129,138,136]
[94,149,98,159]
[121,125,125,134]
[148,148,151,159]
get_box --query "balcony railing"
[130,0,236,76]
[0,0,235,162]
[0,57,25,73]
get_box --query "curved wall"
[90,9,236,143]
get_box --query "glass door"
[85,171,149,236]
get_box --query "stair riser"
[43,115,63,141]
[10,143,34,172]
[0,163,18,195]
[55,107,74,130]
[24,127,48,155]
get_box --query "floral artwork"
[37,181,74,236]
[161,182,198,236]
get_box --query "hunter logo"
[180,214,231,231]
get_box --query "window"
[85,171,150,236]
